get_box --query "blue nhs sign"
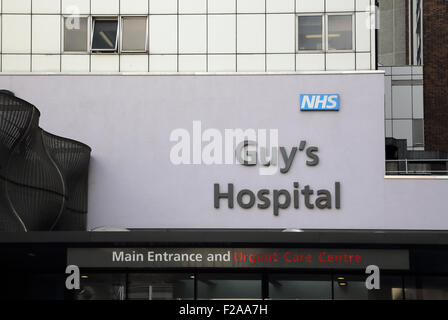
[300,94,340,111]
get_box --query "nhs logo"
[300,94,340,111]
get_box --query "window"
[63,16,88,52]
[121,17,148,52]
[298,16,323,51]
[412,119,424,147]
[297,14,354,52]
[327,15,353,51]
[127,273,194,300]
[76,273,126,300]
[197,273,262,300]
[269,274,332,300]
[406,276,448,300]
[333,274,403,300]
[91,18,119,52]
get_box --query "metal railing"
[386,159,448,175]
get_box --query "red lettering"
[234,251,243,262]
[318,252,328,263]
[318,252,363,264]
[283,252,313,263]
[234,251,280,265]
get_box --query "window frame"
[120,15,149,54]
[325,13,355,53]
[90,16,120,53]
[62,15,90,54]
[296,14,325,53]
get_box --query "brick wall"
[423,0,448,151]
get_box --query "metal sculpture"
[0,90,91,231]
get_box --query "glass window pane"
[197,273,262,300]
[64,17,88,52]
[76,273,126,300]
[403,275,419,300]
[127,273,194,300]
[334,274,404,300]
[298,16,323,51]
[269,274,332,300]
[412,119,424,146]
[122,17,147,52]
[92,19,118,51]
[328,15,353,50]
[403,276,448,300]
[416,276,448,300]
[378,0,411,66]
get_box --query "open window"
[91,17,119,52]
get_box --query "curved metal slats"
[0,93,37,168]
[42,131,91,231]
[0,92,91,231]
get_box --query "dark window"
[127,273,194,300]
[407,276,448,300]
[269,274,332,300]
[197,273,262,300]
[76,273,126,300]
[92,18,119,52]
[333,274,404,300]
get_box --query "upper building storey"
[0,0,376,73]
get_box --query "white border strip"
[0,70,385,76]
